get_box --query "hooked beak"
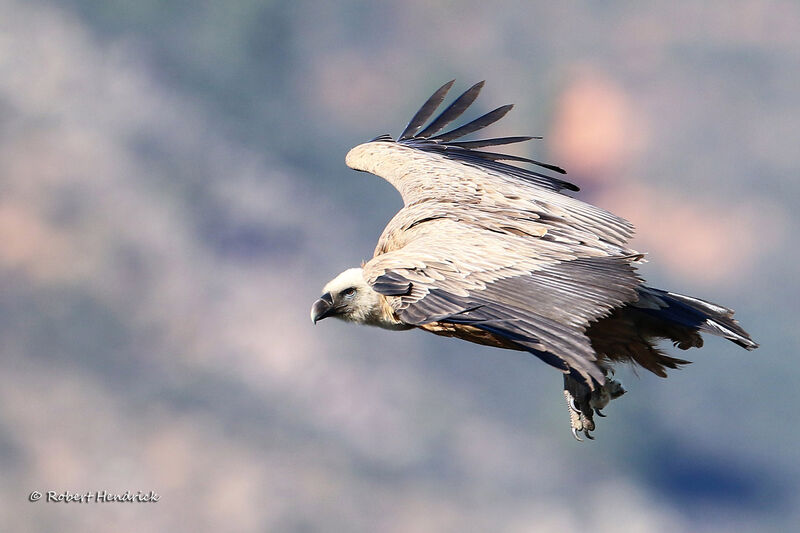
[310,292,335,324]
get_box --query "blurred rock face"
[0,1,798,532]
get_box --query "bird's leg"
[563,375,595,441]
[563,371,625,441]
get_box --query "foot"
[589,378,625,416]
[564,389,594,440]
[563,376,625,441]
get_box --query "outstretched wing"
[346,81,634,248]
[352,81,644,386]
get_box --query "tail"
[633,287,758,351]
[587,286,757,378]
[580,286,756,435]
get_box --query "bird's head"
[310,268,382,326]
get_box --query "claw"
[572,427,583,442]
[594,408,606,417]
[568,397,580,414]
[584,430,594,440]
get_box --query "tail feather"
[587,286,756,379]
[634,287,758,351]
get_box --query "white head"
[310,268,384,326]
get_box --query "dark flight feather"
[445,148,567,174]
[391,81,574,191]
[431,104,514,142]
[416,81,485,138]
[447,136,539,148]
[398,80,455,141]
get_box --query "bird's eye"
[342,287,357,298]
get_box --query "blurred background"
[1,1,798,531]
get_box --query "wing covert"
[363,231,642,386]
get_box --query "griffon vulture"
[311,80,757,440]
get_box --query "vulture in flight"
[311,80,757,440]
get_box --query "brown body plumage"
[312,81,757,440]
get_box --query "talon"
[595,408,606,417]
[568,397,580,414]
[572,427,583,442]
[584,430,594,440]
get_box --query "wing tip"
[398,80,457,141]
[386,80,578,193]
